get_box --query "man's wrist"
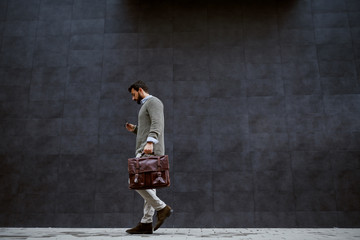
[132,125,137,132]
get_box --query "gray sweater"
[133,96,165,156]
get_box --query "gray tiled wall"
[0,0,360,228]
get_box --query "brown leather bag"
[128,155,170,189]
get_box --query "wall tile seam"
[345,8,360,81]
[56,0,76,205]
[0,1,8,27]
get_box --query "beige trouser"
[136,188,166,223]
[133,153,166,223]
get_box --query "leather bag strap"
[134,159,140,183]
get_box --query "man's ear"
[138,87,145,97]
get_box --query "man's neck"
[141,94,152,105]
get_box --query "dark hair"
[128,81,149,93]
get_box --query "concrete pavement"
[0,228,359,240]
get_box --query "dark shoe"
[126,222,153,234]
[154,205,173,231]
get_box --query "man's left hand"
[144,142,153,154]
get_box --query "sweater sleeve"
[146,98,164,142]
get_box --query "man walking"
[125,81,172,234]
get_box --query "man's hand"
[125,122,135,132]
[143,142,153,154]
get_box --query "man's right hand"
[125,122,135,132]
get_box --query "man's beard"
[136,95,143,105]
